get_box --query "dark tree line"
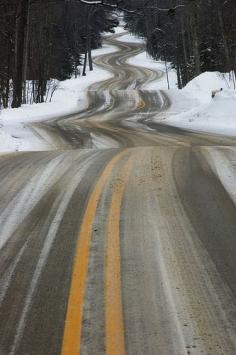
[0,0,118,108]
[1,0,235,109]
[122,0,236,88]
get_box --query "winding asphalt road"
[1,33,236,355]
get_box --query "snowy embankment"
[0,43,118,152]
[162,72,236,137]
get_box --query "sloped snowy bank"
[163,72,236,137]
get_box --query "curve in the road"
[1,32,236,355]
[32,33,236,149]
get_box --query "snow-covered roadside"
[162,72,236,137]
[203,147,236,205]
[116,33,145,44]
[121,31,236,138]
[0,43,119,152]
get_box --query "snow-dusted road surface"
[1,33,236,355]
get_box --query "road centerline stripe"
[137,98,145,110]
[105,156,133,355]
[61,150,129,355]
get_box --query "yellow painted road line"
[105,157,133,355]
[61,150,129,355]
[137,99,145,109]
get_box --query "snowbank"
[164,72,236,137]
[184,71,232,103]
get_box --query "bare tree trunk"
[22,0,30,104]
[176,61,182,89]
[217,4,231,71]
[87,6,94,72]
[88,38,93,71]
[12,0,29,108]
[189,0,201,77]
[4,37,11,108]
[82,52,87,76]
[163,49,170,90]
[180,17,189,84]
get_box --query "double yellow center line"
[61,150,133,355]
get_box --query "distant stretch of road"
[0,33,236,355]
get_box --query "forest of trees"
[1,0,236,109]
[0,0,118,108]
[123,0,236,88]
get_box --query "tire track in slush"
[9,152,103,355]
